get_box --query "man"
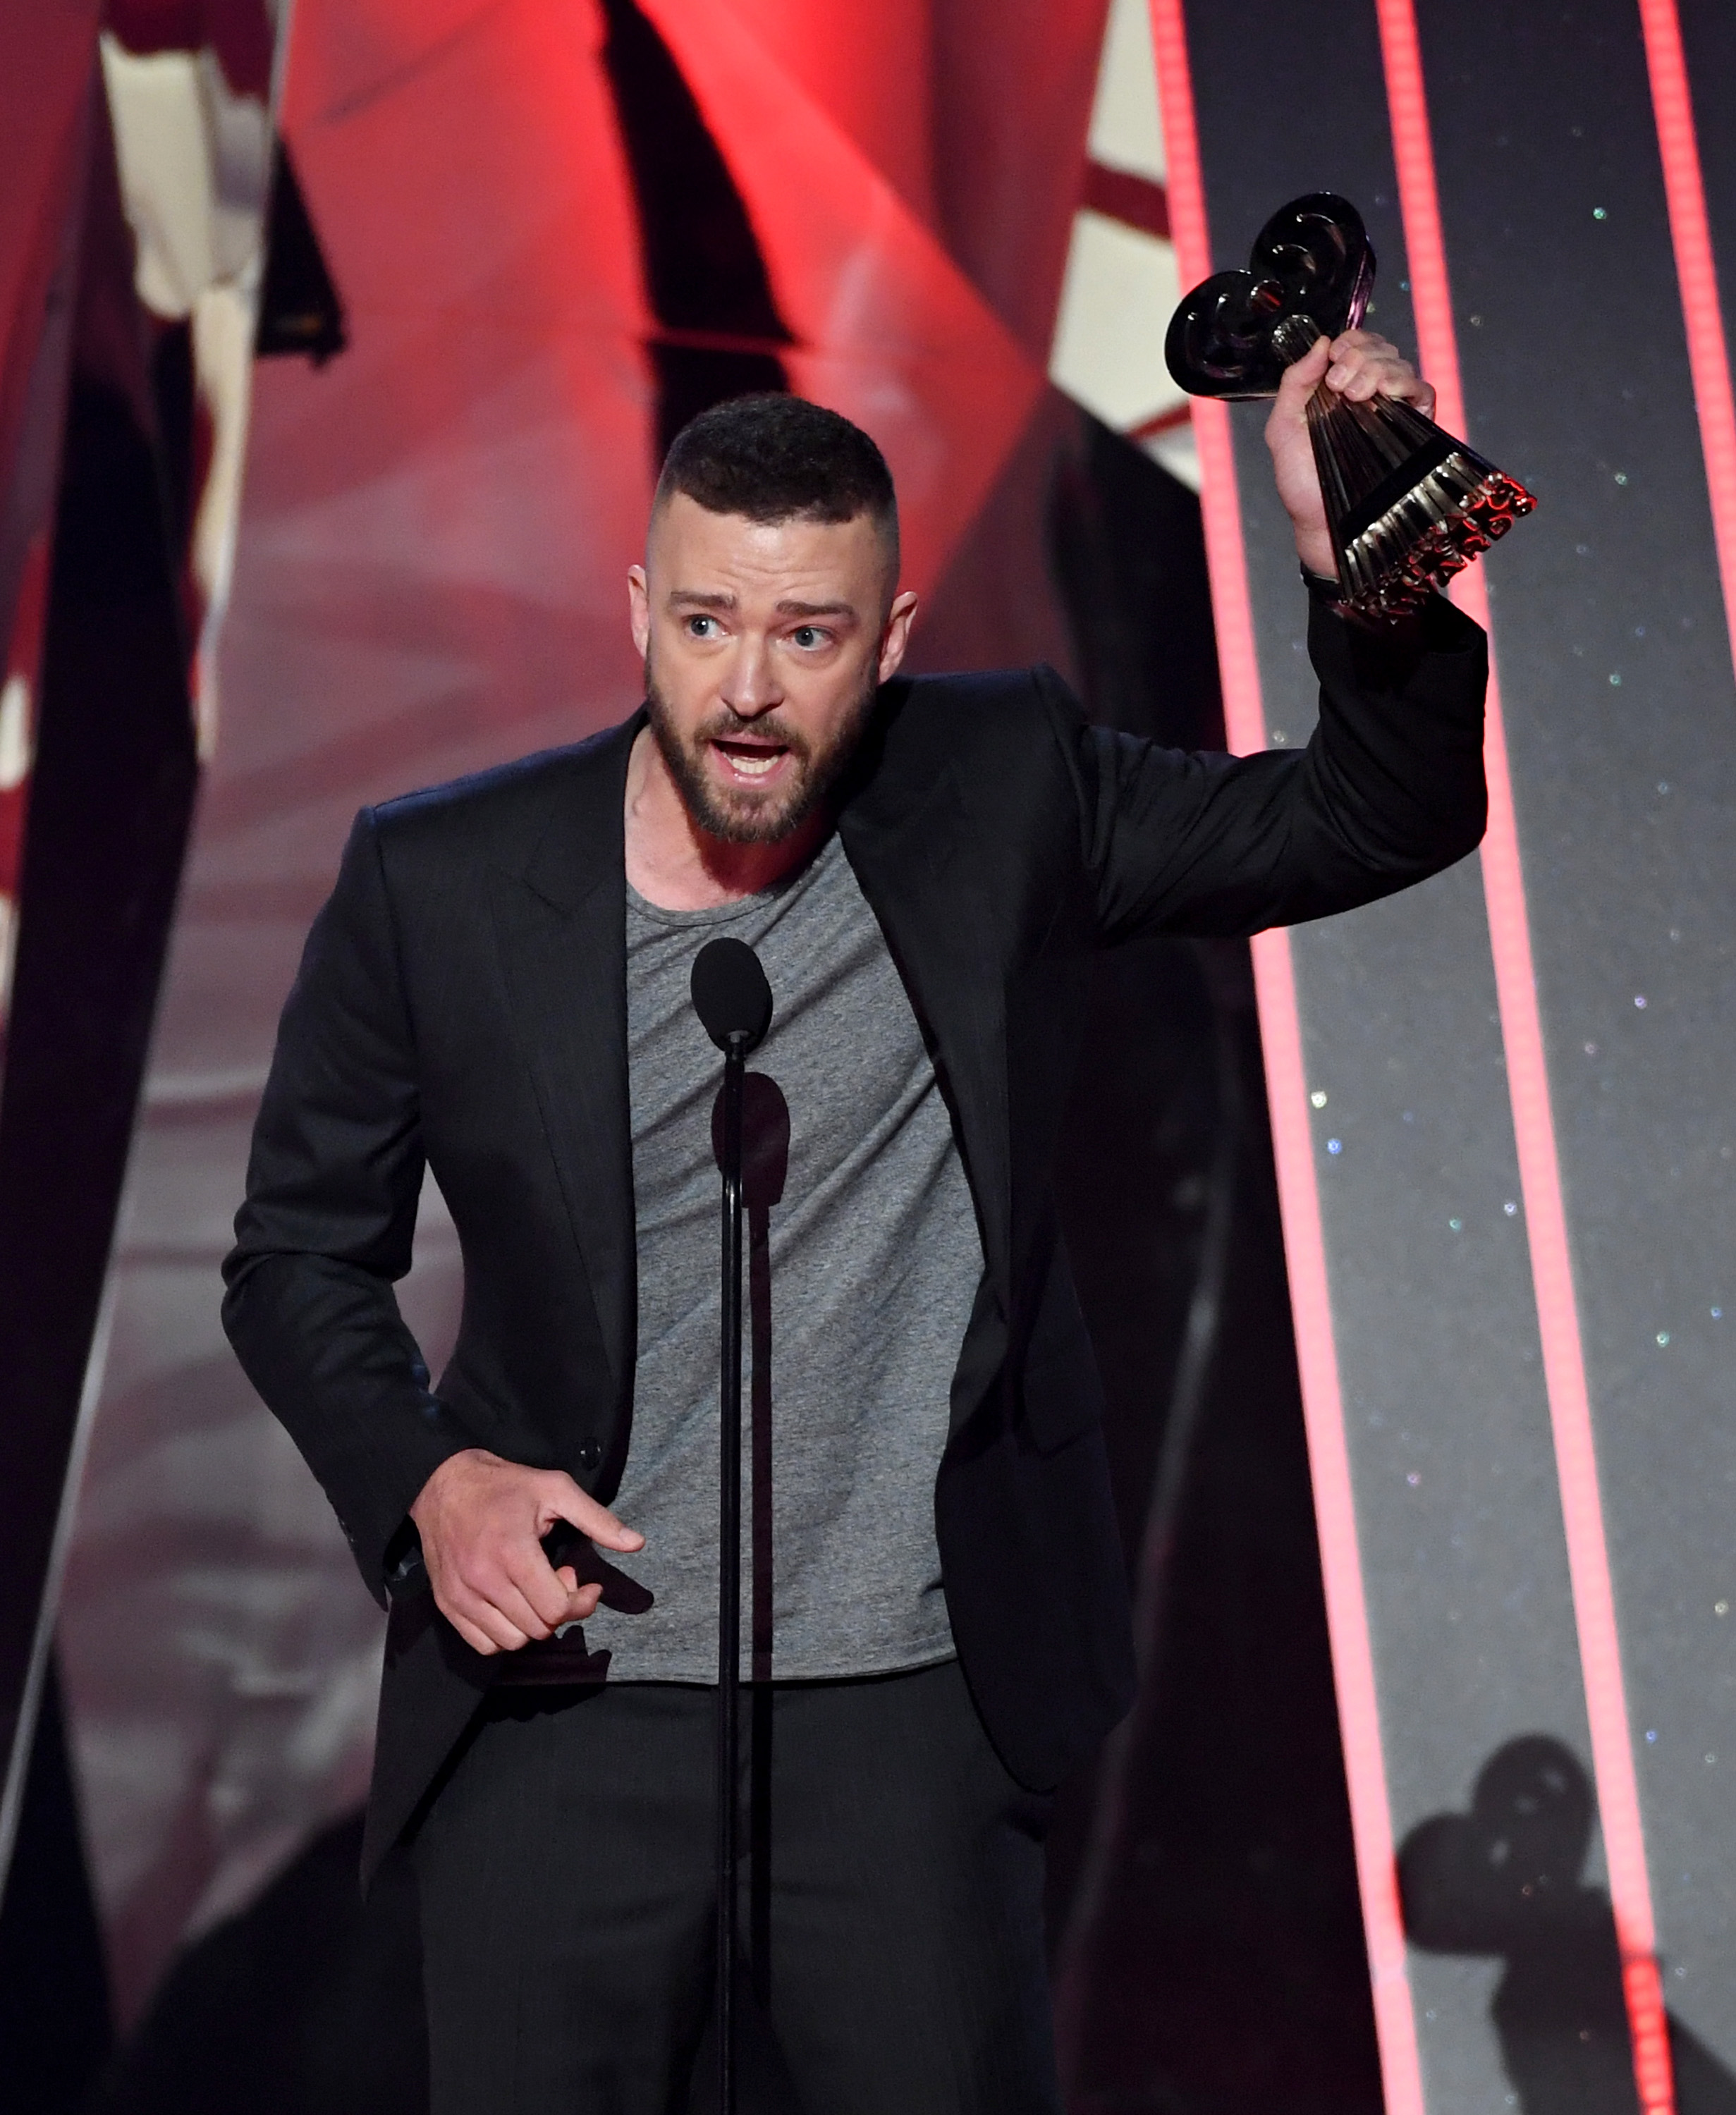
[224,329,1487,2114]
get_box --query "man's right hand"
[408,1447,645,1655]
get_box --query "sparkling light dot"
[1449,1218,1463,1232]
[1326,1138,1343,1155]
[1406,1471,1421,1487]
[1646,1729,1658,1743]
[1635,995,1648,1008]
[1657,1332,1670,1347]
[1310,1089,1328,1108]
[1594,206,1608,219]
[1716,1601,1729,1616]
[1610,672,1623,685]
[1503,1201,1518,1216]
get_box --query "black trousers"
[410,1657,1060,2115]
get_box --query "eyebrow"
[665,589,860,621]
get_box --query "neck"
[623,725,828,912]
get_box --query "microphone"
[690,936,773,1055]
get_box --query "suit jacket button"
[576,1438,602,1471]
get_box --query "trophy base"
[1307,387,1536,621]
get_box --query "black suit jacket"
[223,596,1488,1882]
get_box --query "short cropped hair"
[654,393,898,565]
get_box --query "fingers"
[414,1455,642,1657]
[1273,334,1331,419]
[425,1527,563,1649]
[445,1610,508,1657]
[436,1564,603,1656]
[1326,329,1432,410]
[552,1564,603,1619]
[503,1540,581,1633]
[437,1585,531,1656]
[444,1562,551,1645]
[540,1473,646,1554]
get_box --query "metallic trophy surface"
[1166,193,1535,618]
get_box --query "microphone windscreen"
[690,936,773,1055]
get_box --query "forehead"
[647,494,886,601]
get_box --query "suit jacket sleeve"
[221,809,477,1604]
[1054,592,1489,942]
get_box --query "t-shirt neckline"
[625,830,839,931]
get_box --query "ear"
[876,589,919,683]
[628,564,650,658]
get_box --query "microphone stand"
[690,932,770,2115]
[716,1025,747,2115]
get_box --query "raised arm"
[1056,326,1489,942]
[1058,589,1487,943]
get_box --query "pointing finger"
[542,1474,646,1553]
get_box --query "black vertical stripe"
[597,0,790,459]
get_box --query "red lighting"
[1639,0,1736,695]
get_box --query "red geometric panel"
[644,0,1043,592]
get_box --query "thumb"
[539,1472,645,1552]
[1277,333,1331,403]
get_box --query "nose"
[719,633,782,720]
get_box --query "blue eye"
[792,626,821,648]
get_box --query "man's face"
[628,494,916,844]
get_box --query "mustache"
[688,707,812,759]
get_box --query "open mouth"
[711,738,793,786]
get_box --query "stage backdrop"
[51,0,1111,2024]
[44,6,1736,2111]
[1163,1,1736,2109]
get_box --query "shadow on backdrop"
[1400,1737,1736,2115]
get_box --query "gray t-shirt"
[585,830,983,1681]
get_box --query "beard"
[644,651,878,845]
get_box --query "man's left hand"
[1266,330,1437,579]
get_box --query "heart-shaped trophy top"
[1165,192,1375,400]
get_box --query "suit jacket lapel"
[838,763,1013,1318]
[489,716,643,1401]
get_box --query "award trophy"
[1165,193,1534,618]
